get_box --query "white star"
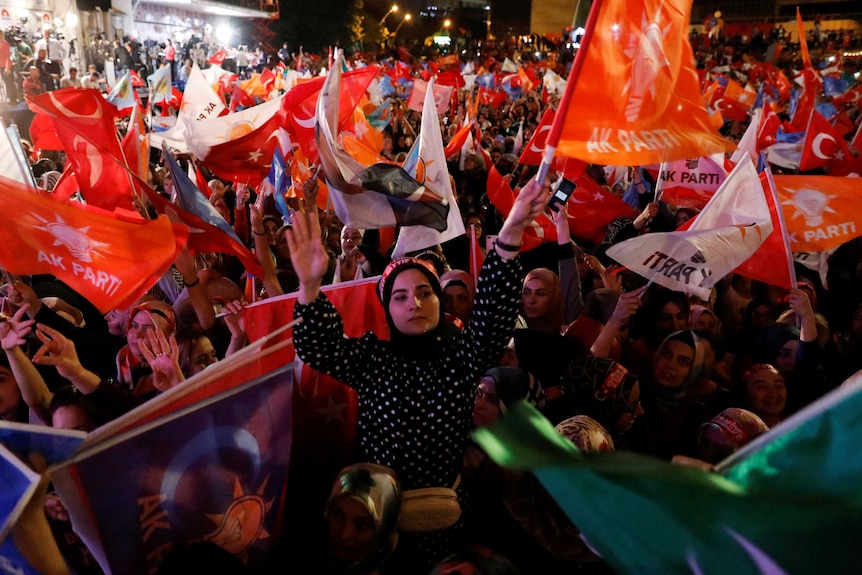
[315,396,347,425]
[593,191,605,202]
[248,149,263,162]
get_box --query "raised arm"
[286,203,330,305]
[0,304,53,424]
[31,323,101,395]
[551,205,584,324]
[590,286,645,359]
[174,247,216,331]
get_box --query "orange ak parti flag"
[0,178,188,313]
[774,174,862,252]
[554,0,734,166]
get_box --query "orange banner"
[775,175,862,252]
[555,0,733,165]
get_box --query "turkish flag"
[0,176,187,312]
[567,173,637,245]
[279,66,378,164]
[480,146,553,251]
[208,49,227,66]
[799,110,852,171]
[519,108,588,176]
[757,109,781,150]
[28,89,137,213]
[406,78,453,115]
[553,0,733,165]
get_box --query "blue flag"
[823,76,850,97]
[52,364,296,575]
[266,147,291,225]
[163,144,245,245]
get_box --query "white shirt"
[35,37,66,61]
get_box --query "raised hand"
[31,323,82,380]
[0,304,35,350]
[6,280,42,318]
[285,211,329,304]
[138,328,184,392]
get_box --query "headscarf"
[649,329,706,409]
[377,257,454,360]
[696,407,769,464]
[324,463,402,574]
[440,269,476,306]
[126,300,176,337]
[560,354,639,432]
[555,415,615,452]
[481,366,546,411]
[521,267,563,333]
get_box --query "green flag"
[473,376,862,575]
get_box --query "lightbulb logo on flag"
[624,8,671,122]
[781,188,837,228]
[33,213,111,264]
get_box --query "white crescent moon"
[811,133,836,160]
[47,92,103,119]
[73,135,102,188]
[292,107,317,129]
[713,97,727,111]
[530,125,552,153]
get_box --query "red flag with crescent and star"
[28,89,138,213]
[799,110,852,172]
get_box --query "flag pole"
[535,0,604,186]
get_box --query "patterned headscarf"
[560,354,638,432]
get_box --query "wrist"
[184,276,201,288]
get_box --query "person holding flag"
[287,174,549,572]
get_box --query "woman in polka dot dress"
[286,178,549,572]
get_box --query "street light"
[443,19,451,29]
[379,4,398,26]
[393,13,411,37]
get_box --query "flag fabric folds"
[149,63,226,155]
[106,71,136,115]
[775,175,862,252]
[0,178,187,312]
[159,148,263,277]
[799,110,852,172]
[473,382,862,575]
[147,65,172,104]
[315,52,449,234]
[553,0,733,165]
[28,89,137,213]
[52,364,295,575]
[606,159,772,299]
[393,77,465,257]
[406,79,454,116]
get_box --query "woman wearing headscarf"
[558,354,644,439]
[322,463,402,575]
[440,270,476,324]
[288,177,548,572]
[626,329,713,459]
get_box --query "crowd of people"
[3,10,862,575]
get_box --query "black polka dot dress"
[293,249,522,570]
